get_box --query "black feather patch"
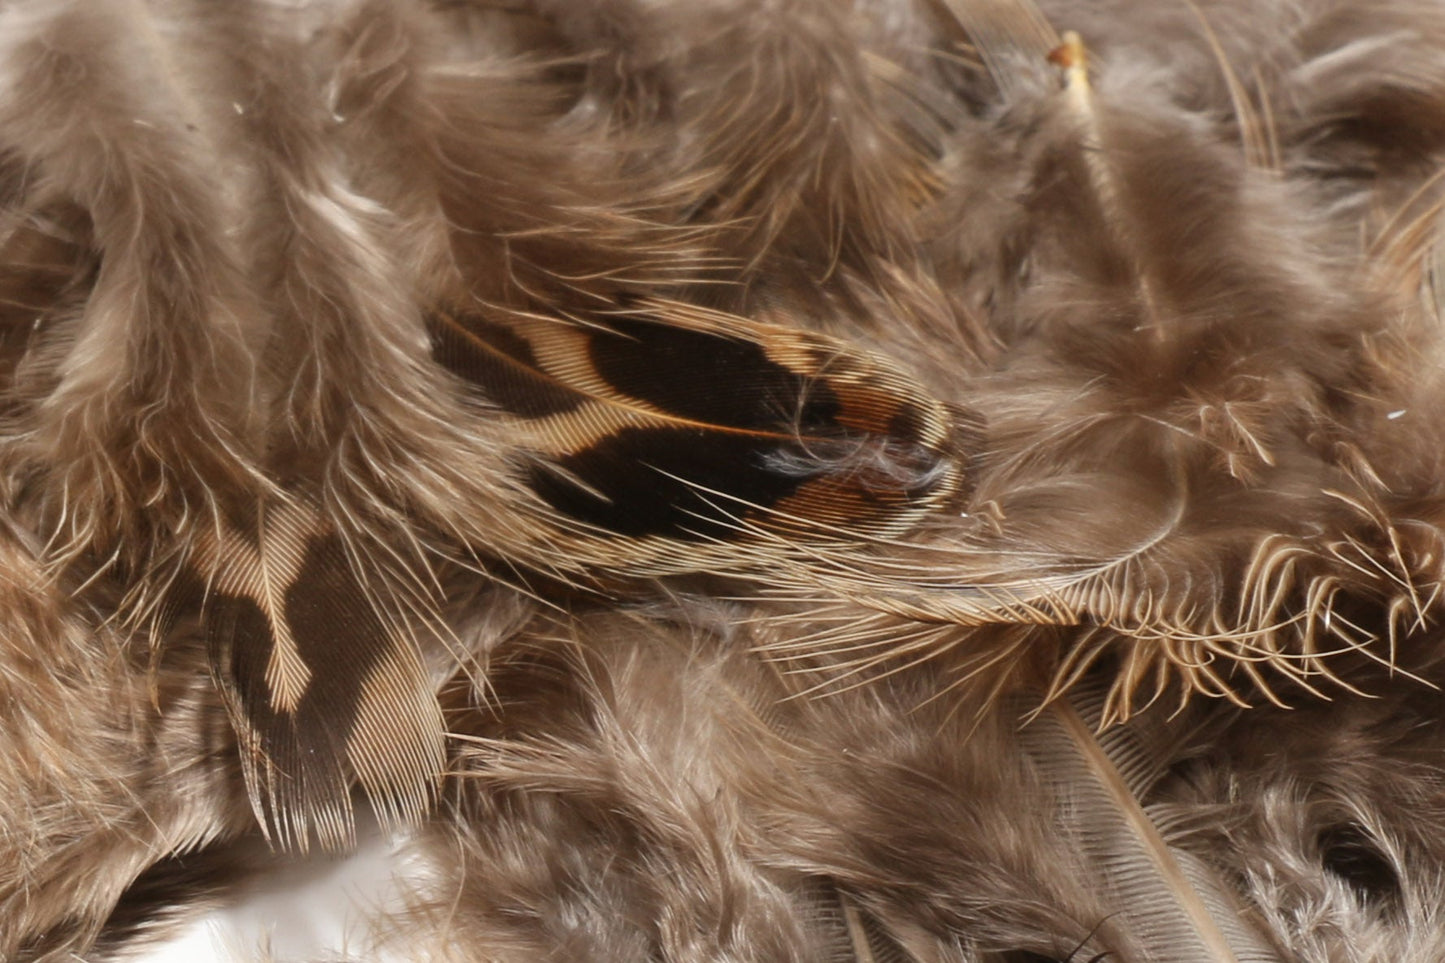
[195,497,443,851]
[430,306,975,548]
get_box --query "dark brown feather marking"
[528,426,820,539]
[431,306,973,546]
[198,499,443,851]
[584,314,842,429]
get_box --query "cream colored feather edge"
[5,0,1445,960]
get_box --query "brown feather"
[3,0,1445,959]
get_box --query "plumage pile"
[4,0,1445,959]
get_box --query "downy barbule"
[3,0,1445,960]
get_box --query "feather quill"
[1018,687,1282,962]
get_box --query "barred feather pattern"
[3,0,1445,960]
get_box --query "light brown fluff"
[5,0,1445,961]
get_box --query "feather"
[1018,687,1281,962]
[0,610,252,961]
[191,496,444,851]
[403,610,1288,961]
[751,0,1435,717]
[431,301,977,573]
[1151,682,1445,961]
[6,0,1445,959]
[931,0,1059,100]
